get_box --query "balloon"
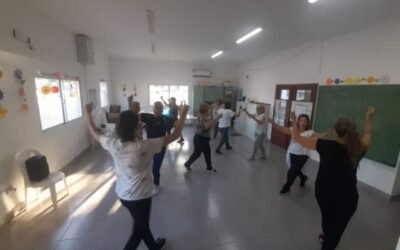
[326,78,333,85]
[334,78,341,85]
[367,76,376,84]
[20,103,29,112]
[0,90,4,100]
[344,77,354,85]
[0,106,8,119]
[0,70,3,80]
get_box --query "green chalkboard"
[314,85,400,167]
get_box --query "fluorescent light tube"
[211,51,223,58]
[308,0,319,3]
[236,27,263,44]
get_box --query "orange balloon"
[367,76,376,84]
[20,103,29,112]
[19,87,25,97]
[51,86,60,93]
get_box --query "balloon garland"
[0,89,7,120]
[325,75,390,86]
[14,69,29,112]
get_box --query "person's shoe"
[152,185,160,196]
[247,157,255,161]
[215,150,222,154]
[156,237,166,249]
[300,176,309,187]
[226,146,233,150]
[206,168,218,173]
[318,234,324,244]
[184,162,192,171]
[280,186,290,195]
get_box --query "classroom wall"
[110,56,237,112]
[0,0,111,223]
[237,19,400,195]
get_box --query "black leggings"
[283,154,308,189]
[185,134,212,170]
[316,190,358,250]
[120,198,159,250]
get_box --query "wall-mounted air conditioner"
[192,70,212,78]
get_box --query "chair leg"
[63,176,69,195]
[37,188,42,206]
[49,183,58,210]
[24,187,28,210]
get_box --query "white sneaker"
[152,185,160,196]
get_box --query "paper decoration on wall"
[41,86,51,95]
[0,89,7,120]
[55,72,62,80]
[325,75,390,85]
[133,84,137,96]
[0,69,3,80]
[122,83,127,97]
[51,86,60,93]
[14,69,29,112]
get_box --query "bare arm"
[267,117,292,135]
[362,107,375,147]
[312,128,334,139]
[162,104,189,147]
[291,112,317,150]
[160,96,170,107]
[234,107,242,118]
[85,103,102,142]
[203,114,222,129]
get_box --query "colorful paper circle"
[41,86,52,95]
[0,106,8,119]
[326,78,333,85]
[0,70,3,80]
[334,78,341,85]
[344,77,354,85]
[14,69,23,80]
[51,86,60,93]
[367,76,376,84]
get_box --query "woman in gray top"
[184,103,221,173]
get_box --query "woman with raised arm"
[184,103,222,173]
[290,107,375,250]
[85,102,189,250]
[243,104,268,161]
[161,96,184,143]
[269,114,331,194]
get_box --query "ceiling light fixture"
[211,51,223,58]
[146,9,155,34]
[308,0,319,3]
[236,27,263,44]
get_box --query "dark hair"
[297,114,310,130]
[334,118,366,167]
[116,111,138,142]
[225,102,231,109]
[199,103,209,114]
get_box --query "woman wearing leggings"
[290,107,375,250]
[269,114,329,194]
[85,102,189,250]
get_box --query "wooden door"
[271,84,318,149]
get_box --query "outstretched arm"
[162,104,189,146]
[361,107,375,147]
[85,103,102,142]
[291,112,317,150]
[312,128,334,139]
[203,114,223,129]
[267,117,292,135]
[160,96,170,107]
[234,106,243,118]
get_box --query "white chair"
[14,149,69,210]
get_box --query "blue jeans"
[153,147,166,186]
[217,127,230,151]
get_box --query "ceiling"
[23,0,400,63]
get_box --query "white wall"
[0,0,111,222]
[237,19,400,196]
[110,56,237,112]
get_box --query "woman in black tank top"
[290,107,375,250]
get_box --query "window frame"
[148,84,189,107]
[34,76,83,131]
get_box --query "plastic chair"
[14,149,69,210]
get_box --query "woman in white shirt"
[269,114,330,194]
[215,103,242,154]
[243,104,268,160]
[85,102,189,250]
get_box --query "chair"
[14,149,69,210]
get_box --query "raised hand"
[366,106,375,118]
[179,103,190,116]
[127,95,133,104]
[290,111,297,122]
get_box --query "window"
[35,77,83,130]
[99,81,109,107]
[149,85,189,106]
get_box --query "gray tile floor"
[1,128,400,250]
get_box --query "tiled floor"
[1,128,400,250]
